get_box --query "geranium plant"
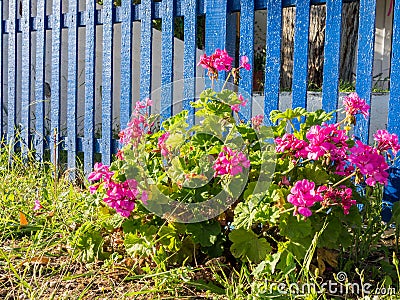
[88,49,400,279]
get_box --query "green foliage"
[229,229,272,263]
[72,221,105,262]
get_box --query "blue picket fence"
[0,0,399,207]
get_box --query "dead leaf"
[21,256,50,266]
[317,248,338,275]
[19,211,28,226]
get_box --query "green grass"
[0,144,219,299]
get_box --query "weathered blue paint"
[51,0,62,164]
[205,0,227,82]
[21,0,31,157]
[0,0,4,138]
[321,0,342,122]
[160,0,174,119]
[238,0,254,122]
[34,0,46,159]
[102,0,114,165]
[67,0,79,177]
[264,0,282,116]
[225,14,236,68]
[120,0,133,130]
[0,0,352,34]
[7,0,17,146]
[291,0,310,109]
[384,0,400,219]
[0,0,353,33]
[388,3,400,140]
[84,0,96,174]
[140,0,152,102]
[183,0,197,121]
[354,0,376,144]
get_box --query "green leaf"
[124,232,153,257]
[75,231,103,263]
[201,235,226,257]
[270,108,307,124]
[318,217,341,249]
[162,110,189,132]
[186,221,221,247]
[255,204,281,225]
[229,228,272,263]
[157,223,186,252]
[299,164,329,185]
[216,89,241,106]
[191,131,222,148]
[122,218,142,234]
[73,222,104,263]
[252,252,281,278]
[169,236,195,264]
[125,164,141,179]
[304,109,333,127]
[166,156,186,182]
[391,201,400,225]
[232,202,258,230]
[279,215,312,241]
[165,133,185,149]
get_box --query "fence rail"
[0,0,399,206]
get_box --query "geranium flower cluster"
[277,93,400,218]
[213,146,250,177]
[275,121,396,187]
[305,124,348,161]
[275,134,308,158]
[343,92,370,124]
[348,141,389,186]
[158,132,170,157]
[374,129,400,155]
[318,185,356,215]
[118,98,152,146]
[287,179,322,218]
[197,49,251,81]
[231,94,248,113]
[198,49,233,78]
[251,114,264,131]
[288,180,357,217]
[88,162,147,218]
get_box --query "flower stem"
[280,207,295,214]
[221,72,231,91]
[332,171,357,187]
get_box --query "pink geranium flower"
[213,146,250,177]
[251,114,264,131]
[239,55,251,71]
[317,185,356,215]
[33,199,43,211]
[158,132,171,157]
[348,140,389,186]
[305,123,349,161]
[119,98,153,145]
[373,129,400,155]
[88,162,114,183]
[275,134,308,158]
[343,92,370,118]
[231,94,247,113]
[103,180,139,218]
[198,49,233,77]
[287,179,322,217]
[88,162,148,217]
